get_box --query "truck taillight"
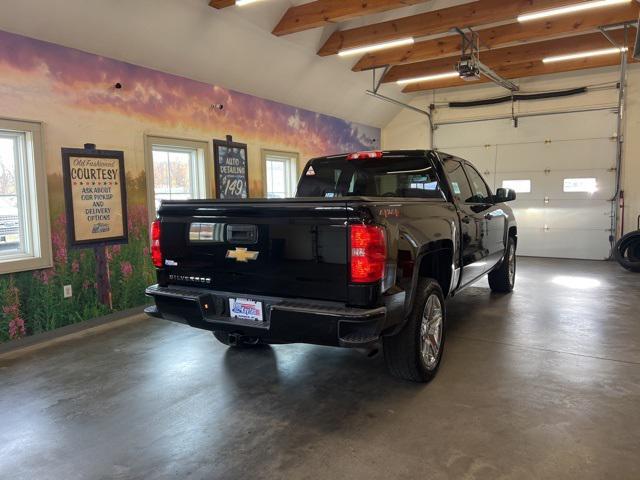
[151,220,163,268]
[350,224,387,283]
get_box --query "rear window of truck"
[296,156,444,199]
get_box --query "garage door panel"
[516,228,610,260]
[543,201,611,230]
[542,170,615,199]
[508,201,610,231]
[435,111,617,147]
[537,229,611,260]
[496,170,615,200]
[436,120,513,148]
[510,110,617,143]
[496,139,616,172]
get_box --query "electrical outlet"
[63,285,73,298]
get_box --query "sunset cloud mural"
[0,30,379,161]
[0,29,380,343]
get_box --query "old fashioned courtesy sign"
[61,147,128,247]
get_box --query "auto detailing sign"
[62,148,128,246]
[214,138,249,199]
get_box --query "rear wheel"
[383,278,446,383]
[212,331,262,348]
[489,237,516,293]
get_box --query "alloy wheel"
[420,293,443,370]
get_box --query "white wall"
[380,100,432,150]
[381,65,640,238]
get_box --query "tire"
[212,331,262,348]
[489,237,516,293]
[614,231,640,273]
[383,278,446,383]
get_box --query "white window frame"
[144,135,212,224]
[262,150,299,199]
[0,118,52,274]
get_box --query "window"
[442,158,473,202]
[296,155,444,199]
[145,137,210,220]
[464,165,493,204]
[263,151,298,199]
[563,177,598,194]
[502,179,531,193]
[0,119,52,274]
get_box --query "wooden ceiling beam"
[318,0,603,56]
[209,0,236,8]
[352,3,639,71]
[272,0,432,36]
[381,30,631,83]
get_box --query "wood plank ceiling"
[211,0,640,93]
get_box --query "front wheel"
[383,278,446,383]
[489,237,516,293]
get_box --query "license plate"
[229,298,264,322]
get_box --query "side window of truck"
[464,165,493,204]
[443,158,473,203]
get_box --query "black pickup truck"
[145,150,517,382]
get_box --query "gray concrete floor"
[1,257,639,480]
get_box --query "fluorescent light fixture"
[338,38,414,57]
[236,0,264,6]
[518,0,631,22]
[396,71,459,85]
[543,47,627,63]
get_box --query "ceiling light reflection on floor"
[551,275,601,289]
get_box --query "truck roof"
[315,150,433,161]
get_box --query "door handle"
[484,214,493,220]
[461,216,471,224]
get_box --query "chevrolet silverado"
[145,150,517,382]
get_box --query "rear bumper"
[145,284,388,348]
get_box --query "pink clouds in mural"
[0,30,379,157]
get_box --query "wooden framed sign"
[213,136,249,199]
[61,146,128,247]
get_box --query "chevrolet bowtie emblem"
[226,247,259,262]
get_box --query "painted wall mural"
[0,29,380,343]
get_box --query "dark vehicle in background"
[145,150,517,382]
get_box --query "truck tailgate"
[158,200,350,302]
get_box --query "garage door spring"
[614,216,640,273]
[447,87,588,108]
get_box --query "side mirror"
[495,187,516,203]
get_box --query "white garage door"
[434,110,617,260]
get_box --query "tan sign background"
[69,156,124,242]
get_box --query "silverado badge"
[226,247,259,262]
